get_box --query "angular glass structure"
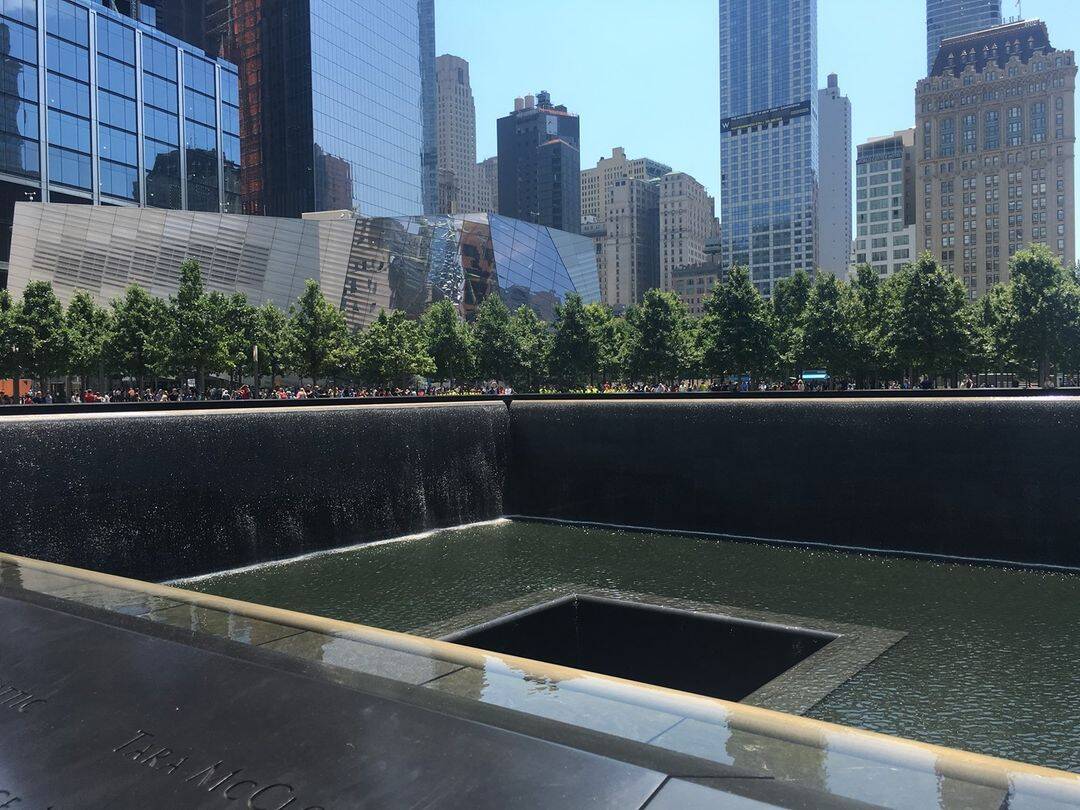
[8,203,600,328]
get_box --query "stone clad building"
[597,177,659,310]
[659,173,718,293]
[436,55,480,214]
[915,19,1075,298]
[580,147,670,225]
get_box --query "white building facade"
[817,73,852,279]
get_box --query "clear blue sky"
[437,0,1078,231]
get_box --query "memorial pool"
[178,519,1080,772]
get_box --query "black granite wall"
[3,396,1079,578]
[1,402,508,581]
[505,398,1080,568]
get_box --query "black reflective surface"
[444,594,833,702]
[0,587,735,810]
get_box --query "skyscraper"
[145,0,436,219]
[719,0,818,296]
[853,129,916,279]
[926,0,1003,74]
[496,92,581,234]
[817,73,852,278]
[916,19,1075,298]
[436,55,479,214]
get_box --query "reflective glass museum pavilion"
[8,204,601,329]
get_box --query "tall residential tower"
[817,73,852,278]
[719,0,818,296]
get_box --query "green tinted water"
[178,520,1080,771]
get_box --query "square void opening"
[441,595,836,702]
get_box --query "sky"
[436,0,1079,231]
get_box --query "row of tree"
[1,246,1078,392]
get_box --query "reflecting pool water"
[177,520,1080,771]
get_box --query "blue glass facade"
[200,0,432,220]
[0,0,236,286]
[308,0,427,218]
[0,0,236,207]
[719,0,818,296]
[339,213,600,324]
[926,0,1002,74]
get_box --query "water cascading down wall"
[0,402,509,580]
[2,395,1078,580]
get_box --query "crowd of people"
[4,374,1069,405]
[2,383,518,405]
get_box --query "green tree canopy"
[880,252,969,379]
[699,266,774,380]
[421,298,473,382]
[0,288,28,386]
[13,281,69,389]
[1006,244,1080,382]
[583,303,626,384]
[770,268,811,375]
[548,293,596,388]
[354,309,435,388]
[472,294,515,381]
[624,289,693,384]
[287,279,349,385]
[509,305,550,392]
[799,273,854,381]
[165,259,228,390]
[252,301,290,389]
[105,284,166,388]
[66,290,111,388]
[212,291,257,384]
[846,265,887,386]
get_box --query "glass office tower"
[0,0,237,286]
[925,0,1002,74]
[719,0,818,296]
[149,0,435,220]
